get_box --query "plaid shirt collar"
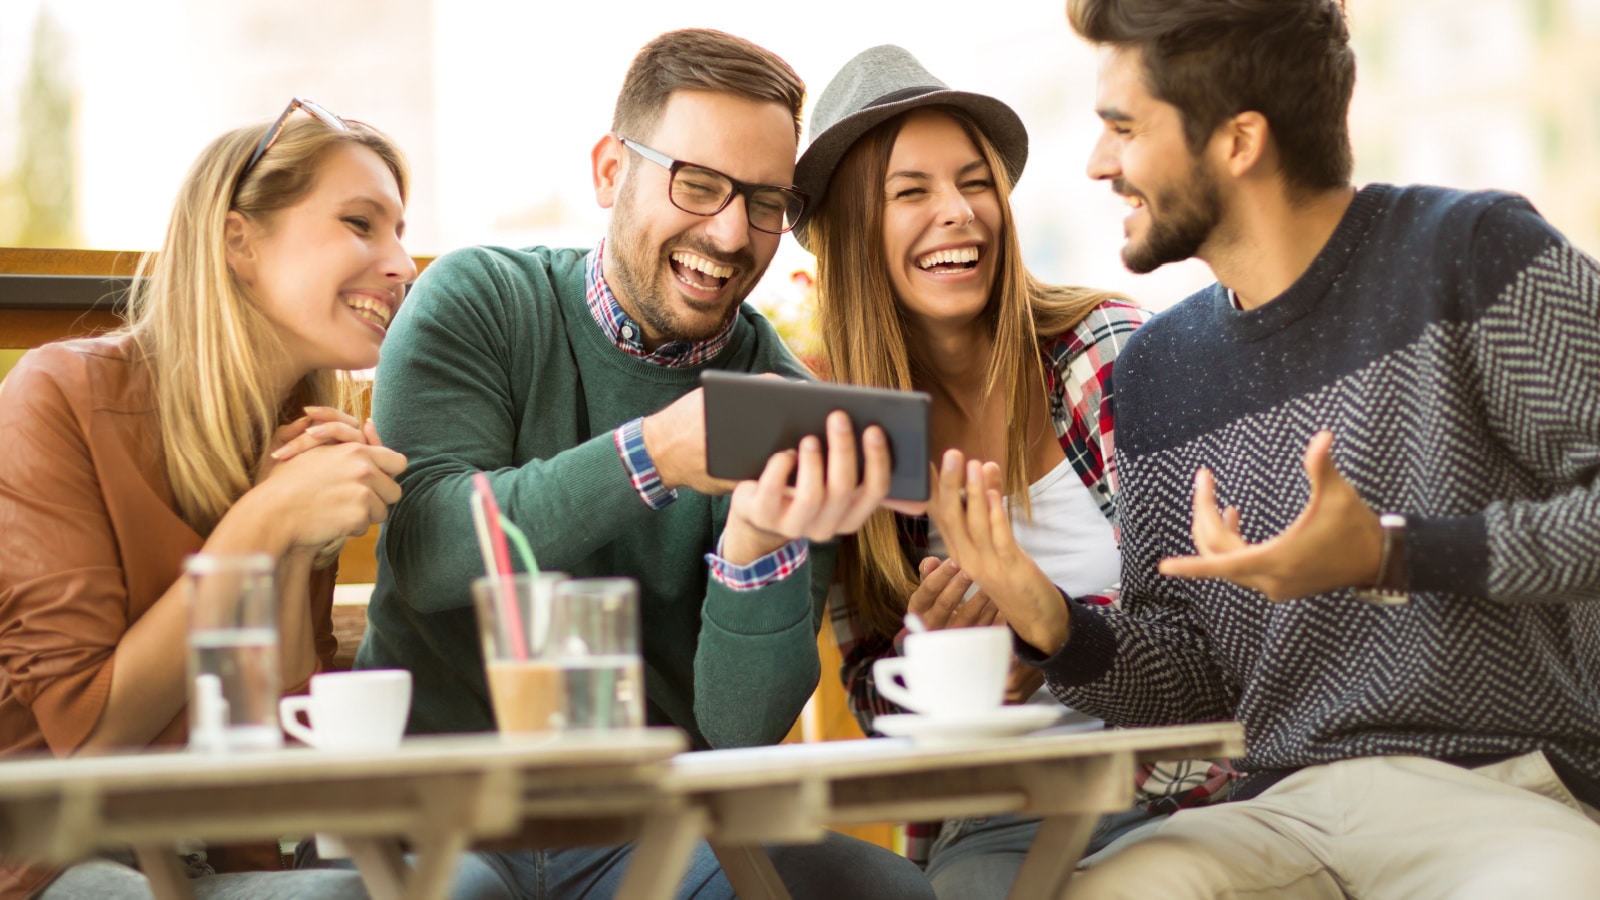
[584,240,736,368]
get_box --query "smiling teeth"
[917,247,980,269]
[671,251,733,279]
[1124,195,1144,209]
[342,295,392,329]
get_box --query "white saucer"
[875,706,1063,744]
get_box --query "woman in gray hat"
[797,46,1233,897]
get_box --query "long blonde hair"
[811,106,1130,640]
[124,116,409,549]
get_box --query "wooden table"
[672,721,1245,900]
[0,722,1242,900]
[0,730,689,900]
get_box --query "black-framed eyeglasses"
[618,137,808,235]
[240,97,348,182]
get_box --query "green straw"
[497,514,539,575]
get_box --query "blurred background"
[4,0,1599,352]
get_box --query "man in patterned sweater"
[928,0,1600,895]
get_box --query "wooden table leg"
[615,807,709,900]
[343,837,410,900]
[132,846,196,900]
[1008,813,1100,900]
[710,842,792,900]
[405,833,471,900]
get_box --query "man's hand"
[927,449,1070,656]
[640,387,738,496]
[721,411,891,565]
[1158,431,1384,602]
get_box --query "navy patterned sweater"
[1030,183,1600,807]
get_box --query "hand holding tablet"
[700,371,932,502]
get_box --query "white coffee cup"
[872,626,1011,718]
[278,669,412,751]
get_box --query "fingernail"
[270,447,289,460]
[801,436,820,452]
[306,425,325,436]
[944,452,960,473]
[865,427,885,446]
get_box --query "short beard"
[607,176,759,345]
[1121,160,1222,275]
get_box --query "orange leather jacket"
[0,335,336,898]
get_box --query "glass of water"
[185,553,282,753]
[552,577,644,730]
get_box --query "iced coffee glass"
[471,572,568,736]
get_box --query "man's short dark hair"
[612,28,806,144]
[1067,0,1356,195]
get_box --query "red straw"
[472,473,528,661]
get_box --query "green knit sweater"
[355,245,831,749]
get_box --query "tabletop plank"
[667,721,1244,788]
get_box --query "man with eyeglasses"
[348,27,934,900]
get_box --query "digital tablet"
[701,370,931,501]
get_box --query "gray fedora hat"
[793,45,1028,251]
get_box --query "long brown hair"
[811,106,1129,640]
[124,116,408,551]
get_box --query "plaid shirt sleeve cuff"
[614,418,678,510]
[705,535,810,591]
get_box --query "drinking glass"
[472,572,567,735]
[553,578,644,730]
[185,553,281,753]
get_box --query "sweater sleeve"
[0,350,123,755]
[692,538,834,748]
[374,249,658,614]
[1414,198,1600,604]
[1022,572,1238,726]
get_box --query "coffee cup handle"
[872,657,928,715]
[279,695,318,747]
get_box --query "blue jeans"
[922,807,1160,900]
[39,859,370,900]
[298,833,933,900]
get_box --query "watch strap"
[1354,513,1409,605]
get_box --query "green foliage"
[0,9,78,247]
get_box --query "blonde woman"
[795,47,1231,897]
[0,100,411,899]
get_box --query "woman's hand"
[927,449,1071,655]
[908,556,1003,629]
[256,406,381,484]
[242,440,407,559]
[1005,658,1046,704]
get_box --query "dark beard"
[1121,164,1222,275]
[607,178,759,345]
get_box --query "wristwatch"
[1353,513,1410,606]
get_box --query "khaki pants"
[1070,752,1600,899]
